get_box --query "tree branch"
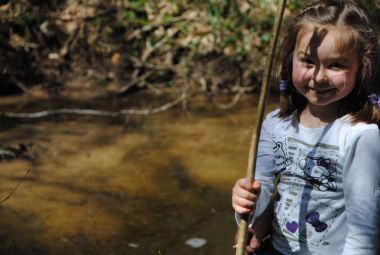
[0,91,188,119]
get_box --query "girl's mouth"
[308,86,336,94]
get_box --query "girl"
[232,0,380,254]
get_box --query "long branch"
[0,92,187,119]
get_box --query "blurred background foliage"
[0,0,379,99]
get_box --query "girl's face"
[292,25,359,109]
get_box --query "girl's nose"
[313,68,329,83]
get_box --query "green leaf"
[123,10,137,20]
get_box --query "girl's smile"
[292,25,359,110]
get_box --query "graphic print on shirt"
[274,142,292,173]
[306,211,327,233]
[272,136,341,247]
[298,155,337,192]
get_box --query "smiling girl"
[232,1,380,254]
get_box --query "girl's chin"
[304,95,338,107]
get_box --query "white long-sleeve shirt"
[253,109,380,254]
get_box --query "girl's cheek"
[292,64,310,86]
[329,74,346,87]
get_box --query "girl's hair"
[277,0,380,124]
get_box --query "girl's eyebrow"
[296,51,350,62]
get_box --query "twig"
[15,81,29,94]
[0,169,31,205]
[141,28,179,62]
[211,87,252,110]
[118,70,154,94]
[59,9,116,22]
[118,28,179,94]
[127,15,188,41]
[129,55,176,72]
[59,25,81,57]
[146,83,162,95]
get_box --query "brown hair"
[276,0,380,124]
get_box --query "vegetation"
[0,1,379,101]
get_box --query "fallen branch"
[0,92,187,119]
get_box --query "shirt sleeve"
[234,112,279,227]
[342,128,380,254]
[253,112,278,219]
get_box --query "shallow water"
[0,93,276,255]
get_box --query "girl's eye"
[327,63,345,69]
[302,58,314,66]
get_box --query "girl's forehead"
[295,24,358,54]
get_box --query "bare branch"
[0,91,188,119]
[118,70,154,95]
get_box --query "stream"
[0,92,276,255]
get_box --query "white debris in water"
[185,238,207,248]
[128,243,139,248]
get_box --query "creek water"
[0,92,276,255]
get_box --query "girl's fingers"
[233,178,261,196]
[232,197,256,214]
[232,178,261,213]
[232,186,258,204]
[232,195,255,208]
[237,178,254,190]
[245,228,260,253]
[249,233,261,250]
[246,245,256,254]
[232,201,252,213]
[252,180,261,196]
[233,205,252,214]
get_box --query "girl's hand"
[246,228,261,254]
[232,178,261,214]
[234,227,261,255]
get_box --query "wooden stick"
[235,1,287,254]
